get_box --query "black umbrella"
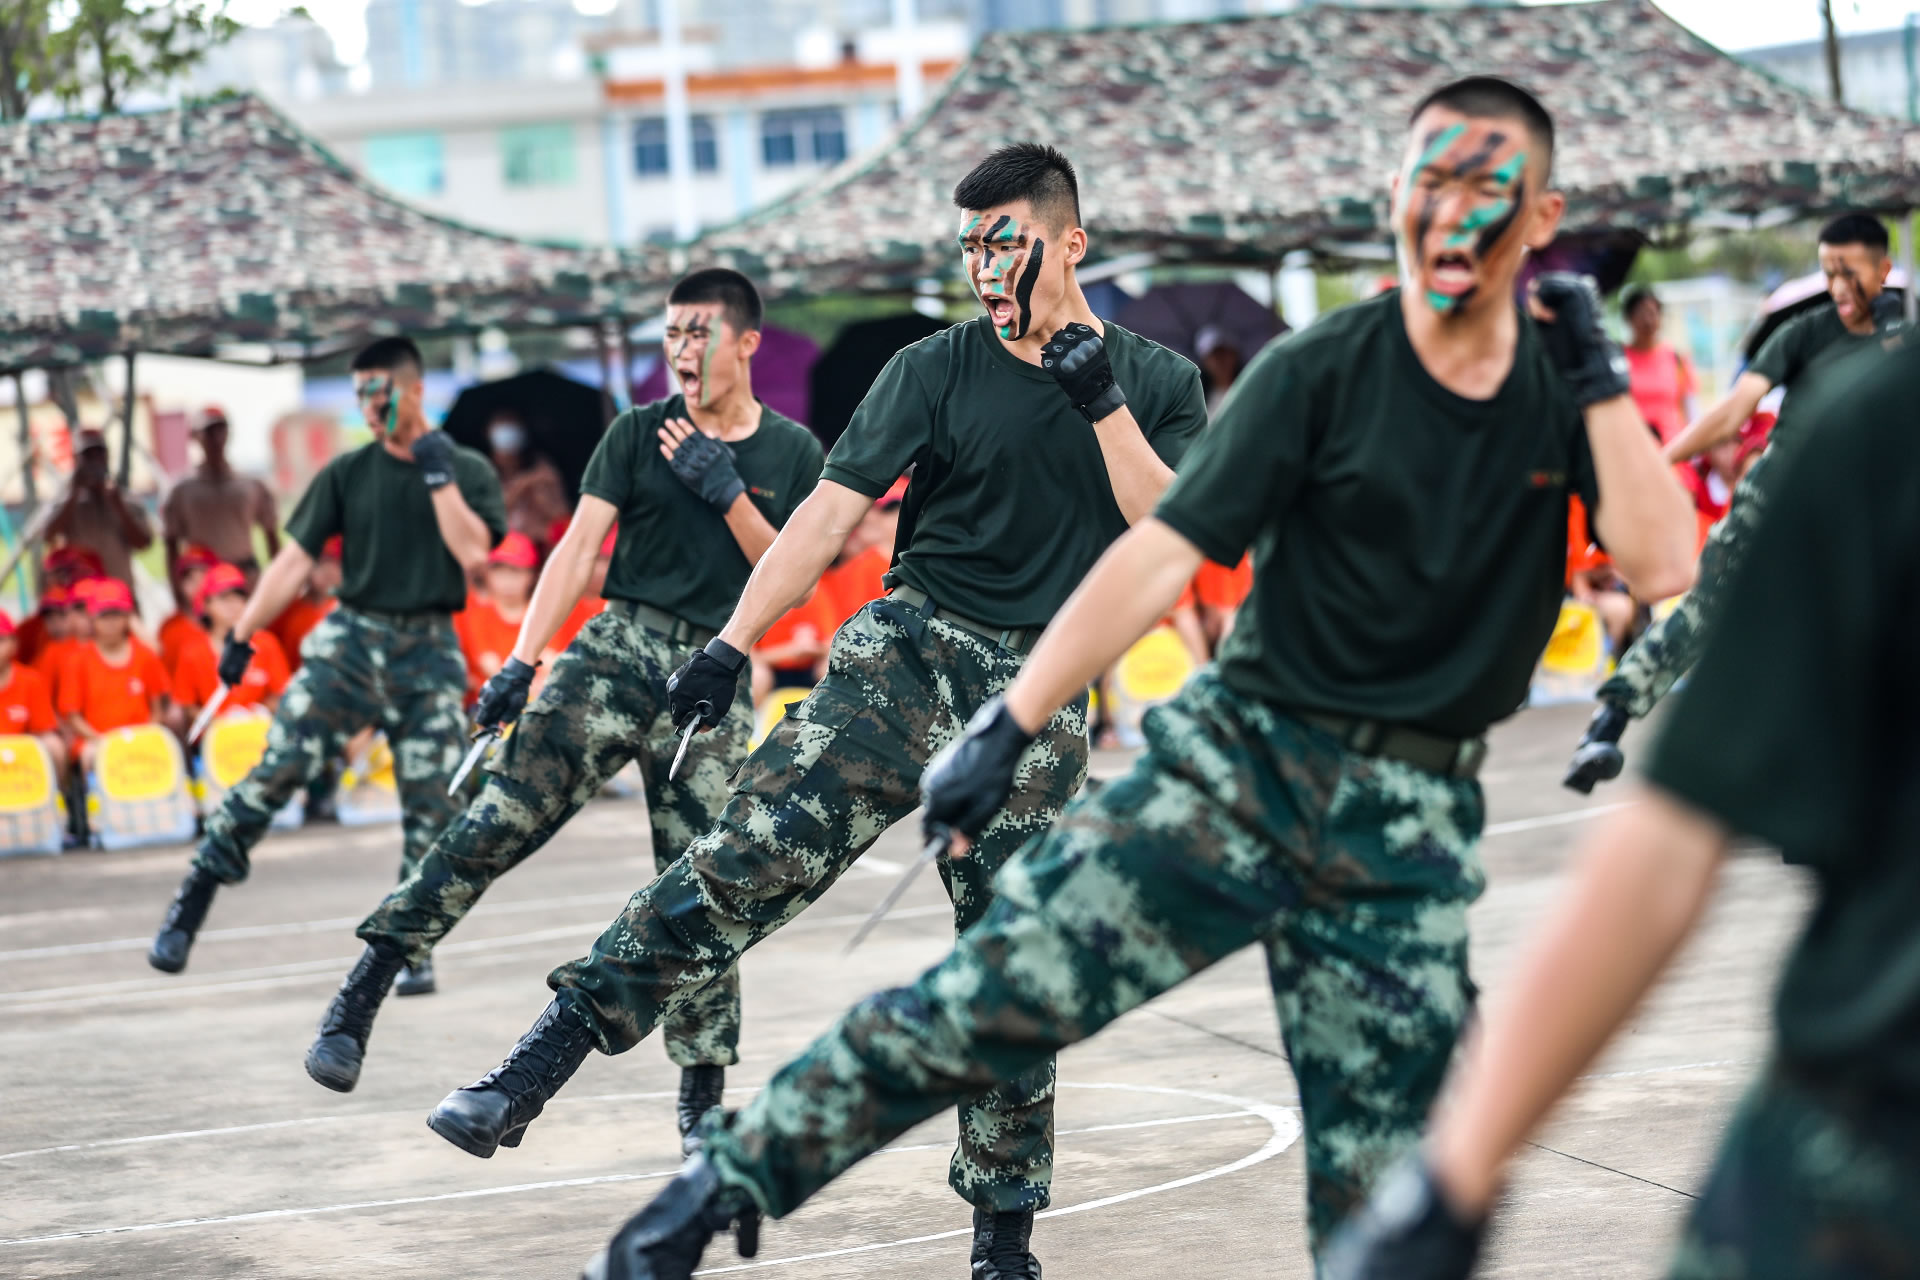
[809,313,950,451]
[441,367,612,502]
[1117,282,1285,365]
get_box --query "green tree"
[0,0,62,121]
[49,0,242,114]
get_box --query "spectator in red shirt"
[0,610,66,775]
[1621,285,1697,445]
[455,532,538,700]
[172,563,291,722]
[270,535,342,671]
[58,578,172,766]
[751,588,833,703]
[159,544,221,675]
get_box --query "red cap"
[45,545,107,579]
[193,406,229,432]
[321,535,344,560]
[0,611,16,637]
[177,544,222,574]
[194,563,248,615]
[878,476,909,509]
[488,532,539,569]
[85,578,134,615]
[39,585,72,613]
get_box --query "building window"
[633,116,719,177]
[363,132,444,197]
[760,107,846,168]
[501,123,577,188]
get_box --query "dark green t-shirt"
[286,439,506,615]
[581,396,824,630]
[822,316,1206,629]
[1156,290,1597,739]
[1646,334,1920,1089]
[1748,303,1893,455]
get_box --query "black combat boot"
[148,866,220,972]
[676,1066,725,1157]
[1562,701,1629,794]
[304,941,408,1092]
[971,1208,1041,1279]
[581,1153,760,1280]
[427,996,597,1157]
[394,956,437,996]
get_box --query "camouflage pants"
[1667,1065,1920,1279]
[547,596,1090,1212]
[701,670,1485,1253]
[357,605,751,1069]
[196,607,466,885]
[1600,447,1777,718]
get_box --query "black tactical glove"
[1870,289,1906,329]
[410,429,457,489]
[1318,1155,1487,1280]
[1533,273,1631,408]
[667,637,747,730]
[1042,323,1128,424]
[473,656,537,731]
[217,633,254,688]
[667,431,748,512]
[920,696,1036,844]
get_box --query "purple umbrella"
[634,324,819,429]
[1116,282,1285,364]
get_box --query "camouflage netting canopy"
[0,94,646,371]
[688,0,1920,298]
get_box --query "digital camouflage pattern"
[195,608,467,886]
[1666,1067,1920,1279]
[547,596,1089,1212]
[357,605,751,1069]
[700,670,1485,1251]
[1599,447,1775,718]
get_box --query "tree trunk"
[1822,0,1845,107]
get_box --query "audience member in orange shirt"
[814,478,904,641]
[455,532,538,701]
[159,545,220,675]
[0,610,66,774]
[172,563,291,719]
[751,588,833,702]
[58,578,172,766]
[30,584,94,705]
[1564,495,1636,654]
[270,535,342,671]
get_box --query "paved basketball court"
[0,701,1806,1279]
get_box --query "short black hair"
[1818,211,1890,255]
[351,336,423,376]
[952,142,1081,233]
[668,267,764,337]
[1621,284,1659,318]
[1409,76,1555,179]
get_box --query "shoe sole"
[148,943,187,973]
[394,979,436,997]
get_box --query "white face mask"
[489,424,527,455]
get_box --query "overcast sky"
[236,0,1920,78]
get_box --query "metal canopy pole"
[1906,213,1919,327]
[13,372,34,505]
[117,350,136,488]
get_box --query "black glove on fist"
[920,696,1036,844]
[667,431,748,512]
[1534,273,1631,408]
[410,430,458,489]
[1871,289,1906,329]
[1318,1155,1486,1280]
[217,634,254,688]
[667,637,747,730]
[474,656,537,730]
[1042,323,1128,424]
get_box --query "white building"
[1738,23,1920,121]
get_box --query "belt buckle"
[1452,738,1488,778]
[1348,720,1387,755]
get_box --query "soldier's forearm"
[718,481,870,654]
[1091,405,1176,525]
[235,543,315,642]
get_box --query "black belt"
[1294,710,1488,780]
[339,604,452,632]
[886,586,1037,655]
[607,599,718,649]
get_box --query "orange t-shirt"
[15,613,47,666]
[157,613,208,674]
[172,630,290,711]
[33,638,82,705]
[454,599,526,699]
[544,597,604,663]
[755,589,835,663]
[816,546,891,632]
[1564,496,1610,586]
[58,639,170,733]
[0,663,57,735]
[1193,554,1254,611]
[270,596,335,671]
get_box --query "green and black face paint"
[960,215,1048,340]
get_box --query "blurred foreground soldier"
[1565,212,1903,791]
[576,78,1699,1280]
[1322,333,1919,1280]
[303,271,823,1146]
[434,142,1208,1280]
[147,337,505,975]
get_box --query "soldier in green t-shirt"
[1565,212,1905,792]
[147,336,507,979]
[425,142,1207,1280]
[573,79,1700,1280]
[1322,333,1920,1280]
[300,271,823,1151]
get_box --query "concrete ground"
[0,701,1807,1279]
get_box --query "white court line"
[1483,802,1631,838]
[0,1085,1290,1249]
